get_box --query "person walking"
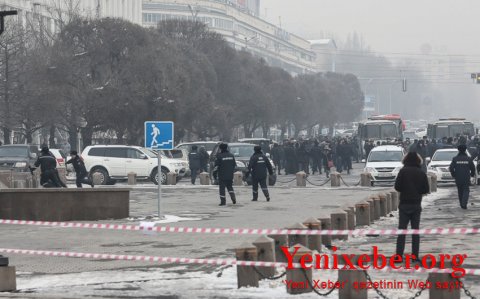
[271,143,283,175]
[198,146,209,173]
[449,144,475,209]
[213,143,237,206]
[394,152,430,261]
[66,151,94,188]
[248,145,274,202]
[188,145,201,185]
[34,146,65,188]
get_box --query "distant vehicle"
[427,148,478,185]
[82,145,187,185]
[176,141,219,155]
[336,129,356,138]
[427,118,475,140]
[357,120,401,158]
[208,142,277,186]
[364,145,405,186]
[162,149,191,176]
[368,114,406,132]
[0,144,38,173]
[402,130,418,140]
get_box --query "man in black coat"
[248,146,274,202]
[270,143,283,175]
[394,152,430,260]
[66,150,94,188]
[188,145,201,185]
[449,144,476,209]
[213,143,236,206]
[34,146,65,188]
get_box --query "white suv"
[82,145,187,185]
[364,145,405,186]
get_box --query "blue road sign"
[144,121,174,150]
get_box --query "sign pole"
[158,151,162,219]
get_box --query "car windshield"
[432,151,461,161]
[229,145,254,158]
[368,151,403,162]
[365,124,398,139]
[0,147,29,157]
[142,148,161,158]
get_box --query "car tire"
[91,168,109,185]
[151,168,168,185]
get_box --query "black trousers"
[252,177,270,200]
[219,179,235,203]
[396,204,422,258]
[190,168,199,184]
[456,182,470,208]
[41,169,64,188]
[75,171,92,188]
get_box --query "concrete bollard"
[199,172,210,185]
[378,193,387,217]
[127,172,137,185]
[365,197,375,223]
[286,223,309,248]
[355,201,371,226]
[428,262,460,299]
[233,171,243,186]
[342,206,356,230]
[267,234,289,263]
[302,217,322,252]
[330,172,341,187]
[296,171,307,187]
[390,191,399,211]
[385,193,392,214]
[430,174,437,192]
[286,244,312,294]
[331,210,348,241]
[427,174,433,194]
[360,172,371,187]
[371,195,381,220]
[167,172,177,185]
[92,172,103,185]
[252,235,276,279]
[0,257,16,292]
[235,242,259,288]
[338,252,367,299]
[317,216,332,248]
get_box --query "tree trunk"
[243,124,251,139]
[262,124,269,139]
[328,124,334,137]
[49,125,56,148]
[280,124,286,142]
[81,126,93,148]
[68,125,78,153]
[116,130,124,145]
[2,127,11,144]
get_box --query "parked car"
[0,144,38,173]
[364,145,406,186]
[48,148,68,170]
[82,145,187,185]
[427,149,477,185]
[162,149,190,176]
[176,141,219,155]
[208,142,277,186]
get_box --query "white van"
[82,145,187,185]
[364,145,405,186]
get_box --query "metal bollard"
[385,192,392,214]
[428,261,460,299]
[365,197,375,223]
[302,217,322,252]
[330,172,341,187]
[338,252,367,299]
[286,223,309,248]
[285,244,312,294]
[355,201,371,226]
[0,256,16,292]
[199,172,210,185]
[167,172,177,185]
[233,171,243,186]
[127,172,137,185]
[235,242,259,288]
[331,210,348,241]
[390,191,399,211]
[377,193,387,217]
[267,234,289,263]
[360,172,371,187]
[342,206,356,230]
[252,235,276,279]
[296,171,307,187]
[317,216,332,248]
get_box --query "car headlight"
[427,166,437,172]
[236,161,245,168]
[173,163,184,167]
[393,166,402,174]
[14,162,27,168]
[364,167,376,173]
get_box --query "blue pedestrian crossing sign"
[144,121,174,150]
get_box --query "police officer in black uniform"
[449,144,475,209]
[188,145,201,184]
[34,146,65,188]
[66,150,94,188]
[213,143,237,206]
[248,145,273,202]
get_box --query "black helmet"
[254,145,262,153]
[41,146,49,154]
[219,143,228,151]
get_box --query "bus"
[368,114,405,135]
[357,119,402,158]
[427,118,475,140]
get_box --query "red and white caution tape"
[1,219,480,236]
[1,248,479,276]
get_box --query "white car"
[364,145,406,186]
[82,145,187,185]
[427,149,477,185]
[48,148,67,169]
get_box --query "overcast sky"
[260,0,479,56]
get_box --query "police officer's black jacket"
[248,152,273,179]
[188,150,201,170]
[449,152,475,184]
[394,162,429,206]
[214,151,236,180]
[66,156,87,175]
[34,153,57,173]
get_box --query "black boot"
[219,197,226,206]
[230,192,236,204]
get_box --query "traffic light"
[402,78,407,92]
